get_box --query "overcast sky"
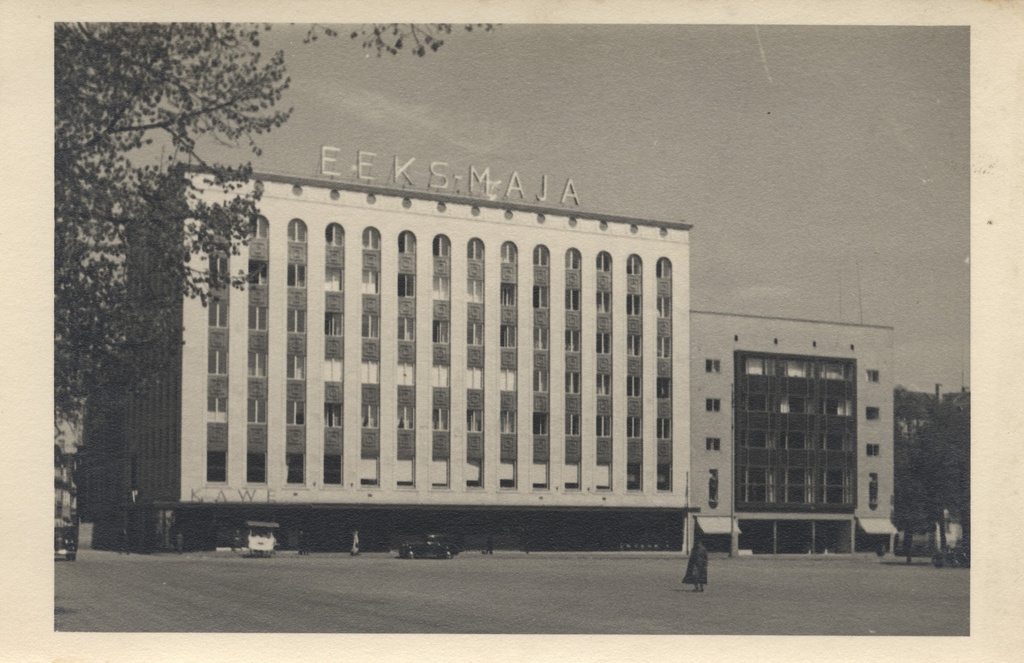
[202,24,970,393]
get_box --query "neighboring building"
[86,170,695,552]
[54,421,79,558]
[689,311,896,555]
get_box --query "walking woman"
[682,540,709,592]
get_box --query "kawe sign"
[320,147,581,207]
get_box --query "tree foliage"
[55,22,486,427]
[307,23,494,57]
[55,23,292,426]
[892,387,970,548]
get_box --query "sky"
[200,24,970,394]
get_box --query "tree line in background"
[892,386,970,553]
[54,23,490,428]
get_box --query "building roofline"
[690,309,893,331]
[252,170,693,232]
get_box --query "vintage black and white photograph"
[7,1,1023,659]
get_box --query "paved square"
[55,550,968,635]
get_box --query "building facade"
[105,172,694,552]
[688,311,896,555]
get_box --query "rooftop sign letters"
[320,147,580,207]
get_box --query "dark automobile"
[397,534,459,559]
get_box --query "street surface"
[55,549,968,635]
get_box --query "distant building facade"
[689,311,895,554]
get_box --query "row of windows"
[737,467,851,505]
[215,395,675,438]
[704,357,881,383]
[704,435,883,457]
[208,448,671,489]
[261,218,676,272]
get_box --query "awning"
[697,517,738,535]
[857,518,897,535]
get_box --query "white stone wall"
[180,177,691,510]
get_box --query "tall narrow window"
[288,219,307,243]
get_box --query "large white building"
[81,165,894,555]
[88,169,695,552]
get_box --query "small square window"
[705,359,720,373]
[866,406,880,420]
[866,444,880,456]
[706,437,721,451]
[866,369,879,382]
[706,398,721,412]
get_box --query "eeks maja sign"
[320,147,581,207]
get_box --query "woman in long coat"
[682,541,709,592]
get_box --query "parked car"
[398,534,459,559]
[932,542,970,569]
[54,527,78,561]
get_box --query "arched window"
[533,245,549,267]
[362,227,380,250]
[398,231,416,254]
[656,258,672,279]
[288,219,307,243]
[501,242,517,264]
[432,235,450,257]
[626,255,642,275]
[325,223,344,246]
[467,238,484,260]
[565,249,581,270]
[253,216,269,239]
[596,251,612,272]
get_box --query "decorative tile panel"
[432,433,450,460]
[533,437,549,462]
[500,435,517,461]
[208,376,227,398]
[248,379,266,399]
[466,435,483,460]
[324,382,343,403]
[397,432,416,460]
[323,429,343,454]
[397,386,416,405]
[564,437,581,463]
[248,285,268,306]
[361,384,379,404]
[288,244,306,263]
[246,426,267,451]
[249,331,268,352]
[325,247,344,268]
[360,430,379,458]
[324,338,344,359]
[287,334,306,355]
[208,329,228,348]
[286,426,305,450]
[286,380,305,400]
[206,423,228,450]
